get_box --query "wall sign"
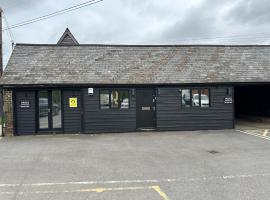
[20,100,30,108]
[224,97,233,104]
[69,98,78,108]
[88,88,94,95]
[142,106,151,111]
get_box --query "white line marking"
[1,173,270,188]
[263,130,269,137]
[236,129,270,141]
[0,179,176,187]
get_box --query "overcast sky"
[2,0,270,67]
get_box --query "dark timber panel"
[156,87,234,131]
[15,91,36,135]
[83,88,136,133]
[63,90,82,133]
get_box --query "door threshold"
[137,128,157,131]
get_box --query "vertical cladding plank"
[83,88,136,133]
[156,86,234,131]
[15,91,36,135]
[63,89,82,133]
[3,89,14,136]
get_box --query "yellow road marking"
[151,186,171,200]
[79,186,149,193]
[0,185,171,199]
[263,130,269,137]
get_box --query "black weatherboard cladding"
[63,90,82,133]
[13,86,234,135]
[156,87,234,130]
[83,88,136,133]
[15,91,36,135]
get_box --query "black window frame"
[99,89,130,109]
[181,88,192,108]
[99,89,110,109]
[181,88,211,108]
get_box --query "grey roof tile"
[2,44,270,85]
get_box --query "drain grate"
[208,150,220,154]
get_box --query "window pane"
[119,90,129,109]
[192,89,200,107]
[201,89,210,107]
[111,90,119,108]
[182,89,191,107]
[100,90,110,109]
[52,90,62,128]
[39,91,49,129]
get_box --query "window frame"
[99,89,130,110]
[99,89,110,109]
[200,88,211,108]
[181,88,211,108]
[181,88,192,108]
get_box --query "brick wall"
[3,89,13,136]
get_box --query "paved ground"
[0,129,270,200]
[235,118,270,130]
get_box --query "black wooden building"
[2,28,270,136]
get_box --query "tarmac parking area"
[0,129,270,200]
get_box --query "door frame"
[36,89,63,133]
[136,88,157,129]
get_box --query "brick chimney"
[0,8,3,77]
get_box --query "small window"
[119,90,129,109]
[100,89,130,109]
[182,89,191,107]
[111,90,119,108]
[192,89,200,107]
[181,88,211,108]
[201,89,210,107]
[100,90,110,109]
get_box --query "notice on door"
[69,97,77,108]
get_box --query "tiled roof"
[2,44,270,85]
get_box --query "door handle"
[152,106,156,111]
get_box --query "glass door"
[38,90,62,131]
[52,90,62,129]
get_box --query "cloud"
[227,0,270,25]
[1,0,270,67]
[157,0,234,43]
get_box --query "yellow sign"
[69,98,77,108]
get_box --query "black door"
[136,88,156,129]
[38,90,62,132]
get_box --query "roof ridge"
[14,43,270,47]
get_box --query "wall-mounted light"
[131,89,135,96]
[157,88,161,95]
[227,88,232,96]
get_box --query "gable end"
[57,28,79,45]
